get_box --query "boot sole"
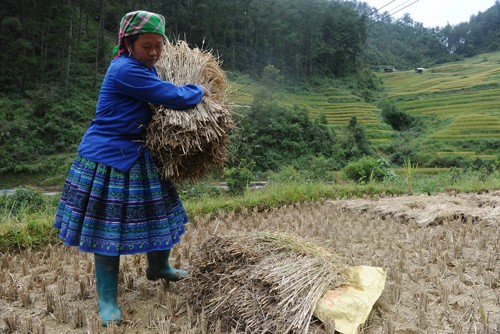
[146,270,186,282]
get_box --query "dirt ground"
[1,191,498,334]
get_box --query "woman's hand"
[201,85,211,97]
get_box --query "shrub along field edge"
[2,167,499,253]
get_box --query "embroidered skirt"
[53,150,188,256]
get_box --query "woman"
[53,10,208,326]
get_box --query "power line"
[318,0,420,55]
[386,0,420,19]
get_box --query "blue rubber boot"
[94,254,121,327]
[146,250,188,282]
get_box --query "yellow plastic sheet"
[314,266,387,334]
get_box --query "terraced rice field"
[283,90,393,142]
[227,81,255,107]
[228,51,500,157]
[229,81,394,145]
[380,52,500,149]
[430,114,500,140]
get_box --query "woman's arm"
[114,61,204,109]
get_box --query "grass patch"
[185,181,401,218]
[0,214,60,252]
[394,167,450,175]
[0,194,59,252]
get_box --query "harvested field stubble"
[0,192,499,333]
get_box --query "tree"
[93,0,104,88]
[379,101,418,131]
[258,65,284,100]
[341,117,373,161]
[237,100,338,172]
[65,0,75,96]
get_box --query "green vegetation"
[0,94,92,173]
[224,164,254,195]
[378,100,419,131]
[1,165,498,252]
[342,157,393,183]
[2,0,500,186]
[0,190,60,251]
[230,50,500,170]
[1,0,368,94]
[379,52,500,166]
[365,3,500,69]
[1,0,499,253]
[231,97,341,172]
[281,82,394,146]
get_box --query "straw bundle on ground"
[146,40,234,183]
[185,232,347,334]
[330,191,500,227]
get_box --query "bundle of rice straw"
[146,40,234,183]
[185,232,347,334]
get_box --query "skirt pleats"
[54,150,188,256]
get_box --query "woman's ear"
[124,40,132,54]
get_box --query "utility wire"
[386,0,420,18]
[311,0,420,61]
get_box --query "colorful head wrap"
[112,10,166,58]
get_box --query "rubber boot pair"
[146,249,188,282]
[94,254,121,327]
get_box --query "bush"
[1,186,45,216]
[178,181,222,200]
[13,186,45,212]
[268,165,303,183]
[224,166,254,195]
[342,156,390,183]
[268,158,339,184]
[340,117,374,161]
[379,100,418,131]
[236,101,338,172]
[292,156,339,182]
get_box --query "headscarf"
[112,10,166,58]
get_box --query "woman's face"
[126,33,164,68]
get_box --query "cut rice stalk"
[146,39,235,183]
[186,232,347,334]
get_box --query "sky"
[364,0,498,28]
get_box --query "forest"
[3,0,500,94]
[1,0,500,180]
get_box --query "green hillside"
[282,88,393,144]
[379,51,500,160]
[231,51,500,162]
[229,81,395,145]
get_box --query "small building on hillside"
[384,67,395,72]
[415,67,424,73]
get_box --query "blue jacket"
[78,56,204,172]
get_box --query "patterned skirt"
[54,150,188,256]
